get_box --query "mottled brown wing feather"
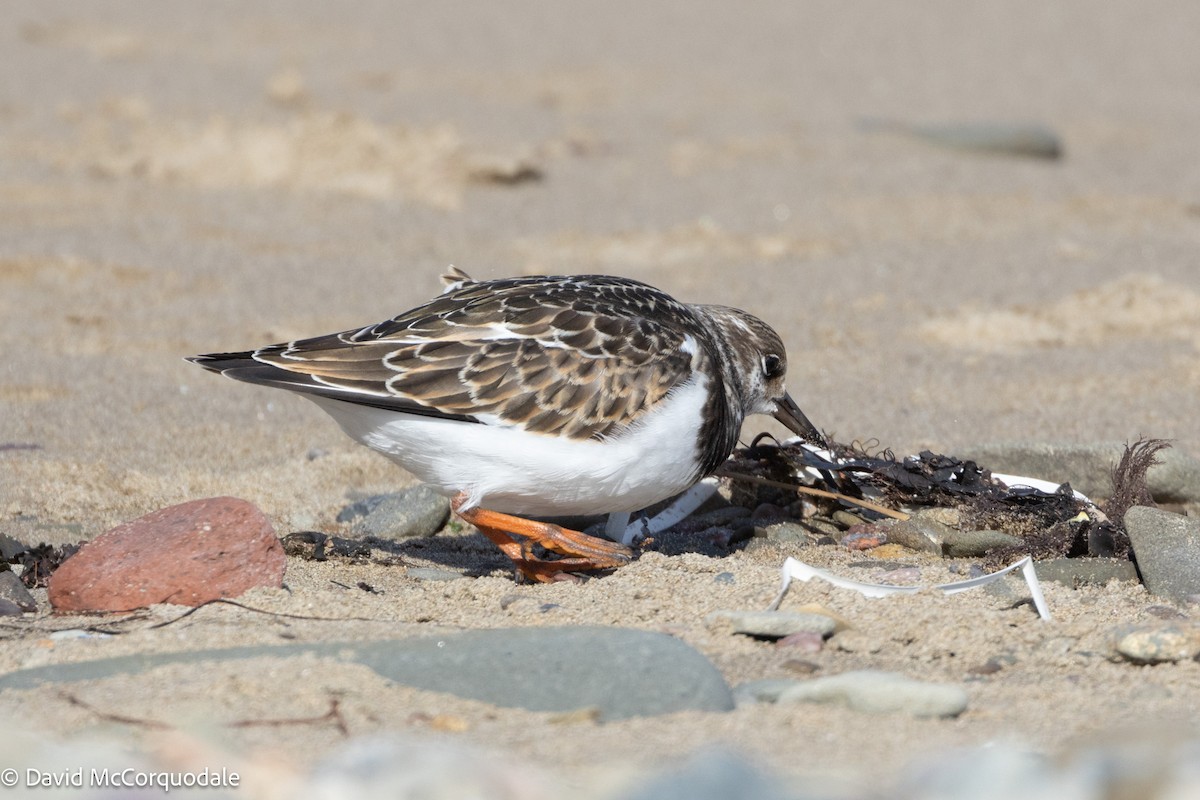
[252,276,699,440]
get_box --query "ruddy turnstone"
[188,268,823,581]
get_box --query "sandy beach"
[3,1,1200,796]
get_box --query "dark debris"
[5,543,81,588]
[721,437,1170,565]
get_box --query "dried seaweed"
[722,437,1116,564]
[1105,438,1170,524]
[8,543,81,588]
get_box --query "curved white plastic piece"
[767,555,1051,621]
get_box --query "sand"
[3,1,1200,794]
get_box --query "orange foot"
[451,494,634,583]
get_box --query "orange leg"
[451,494,633,582]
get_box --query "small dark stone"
[713,571,735,585]
[0,570,37,612]
[832,510,865,528]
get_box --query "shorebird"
[188,268,823,581]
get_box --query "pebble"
[777,670,969,718]
[754,521,813,545]
[337,485,450,539]
[1125,506,1200,602]
[1034,557,1139,587]
[46,497,285,611]
[1111,622,1200,664]
[884,513,948,553]
[405,566,465,582]
[706,609,837,639]
[0,598,23,616]
[941,528,1023,557]
[0,532,26,561]
[957,441,1200,503]
[832,510,866,528]
[860,119,1064,160]
[0,569,37,612]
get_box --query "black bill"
[773,392,826,447]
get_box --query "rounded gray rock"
[942,528,1024,557]
[338,485,451,539]
[0,570,37,612]
[1034,557,1138,587]
[1111,623,1200,664]
[352,627,734,720]
[1125,506,1200,602]
[0,627,733,721]
[706,609,837,639]
[778,670,968,718]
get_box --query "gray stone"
[619,747,794,800]
[0,599,23,616]
[1126,506,1200,602]
[338,485,450,539]
[958,441,1200,502]
[863,120,1063,160]
[0,533,26,561]
[732,678,801,706]
[1034,557,1139,587]
[884,514,945,553]
[0,570,36,612]
[942,528,1024,557]
[778,670,968,718]
[1111,623,1200,664]
[0,627,733,720]
[405,566,465,581]
[832,510,865,529]
[754,521,813,545]
[706,609,837,639]
[353,628,734,719]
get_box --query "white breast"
[306,378,709,517]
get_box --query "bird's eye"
[762,353,783,379]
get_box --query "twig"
[715,468,910,521]
[147,598,386,629]
[230,698,349,736]
[60,691,170,729]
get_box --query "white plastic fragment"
[767,555,1052,621]
[991,472,1091,503]
[616,478,719,545]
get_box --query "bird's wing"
[190,276,699,440]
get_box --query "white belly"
[306,379,708,516]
